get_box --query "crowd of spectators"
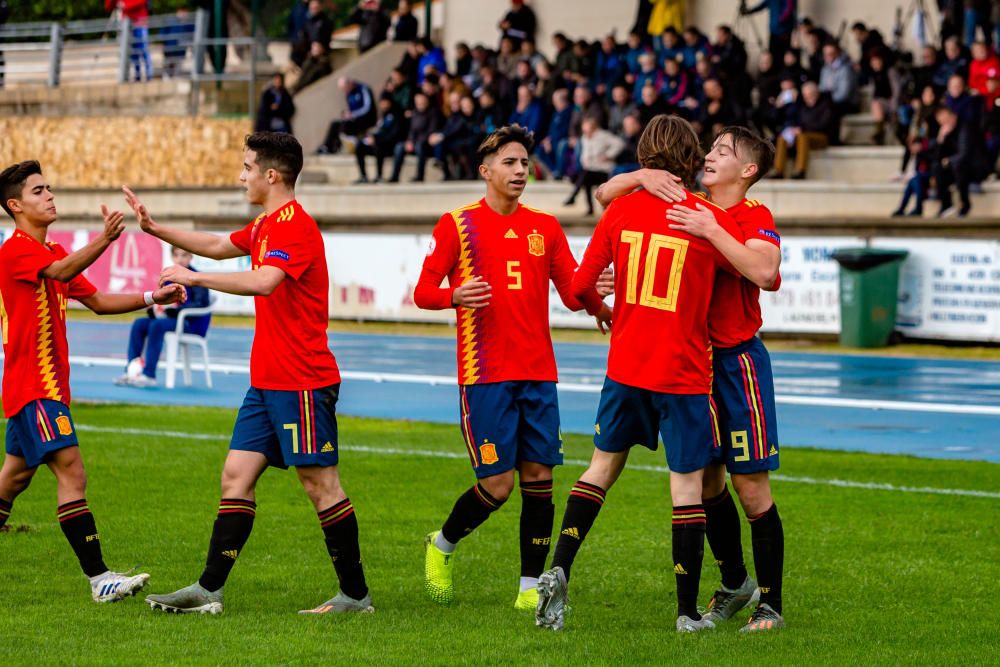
[265,0,1000,218]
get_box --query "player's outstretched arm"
[123,186,244,260]
[160,263,285,297]
[40,205,125,283]
[667,203,780,289]
[594,168,685,209]
[79,284,187,315]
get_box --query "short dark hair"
[244,132,303,185]
[717,125,775,186]
[477,124,535,164]
[0,160,42,219]
[636,115,702,189]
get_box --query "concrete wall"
[442,0,945,69]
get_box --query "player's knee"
[701,464,727,499]
[479,474,514,503]
[54,462,87,495]
[732,474,772,515]
[220,466,255,498]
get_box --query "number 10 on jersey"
[619,231,689,311]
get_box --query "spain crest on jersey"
[479,441,499,465]
[528,232,545,256]
[55,415,73,436]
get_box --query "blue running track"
[4,321,999,463]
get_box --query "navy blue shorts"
[230,385,340,469]
[710,337,780,474]
[594,377,717,474]
[5,400,79,469]
[459,381,563,479]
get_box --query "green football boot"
[424,531,454,605]
[514,587,539,612]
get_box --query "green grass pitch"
[1,403,998,665]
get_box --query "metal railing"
[0,9,267,116]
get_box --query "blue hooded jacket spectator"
[745,0,798,37]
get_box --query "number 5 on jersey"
[619,231,688,311]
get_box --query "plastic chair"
[164,299,214,389]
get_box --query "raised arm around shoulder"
[595,168,686,209]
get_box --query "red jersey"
[230,200,340,390]
[0,230,97,417]
[708,198,781,347]
[572,190,744,394]
[414,198,603,385]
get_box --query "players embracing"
[414,125,611,610]
[586,125,786,633]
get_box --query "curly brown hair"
[636,115,703,189]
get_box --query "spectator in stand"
[393,0,419,42]
[477,89,503,135]
[389,91,443,182]
[564,116,626,215]
[509,84,544,136]
[520,39,545,69]
[568,39,597,86]
[661,57,690,111]
[963,0,993,46]
[430,93,482,180]
[934,36,970,89]
[633,52,663,100]
[914,45,941,92]
[819,41,859,118]
[984,70,1000,167]
[851,21,891,83]
[256,73,295,134]
[637,81,670,125]
[498,0,537,49]
[741,0,797,58]
[680,27,711,71]
[534,59,559,108]
[608,83,638,135]
[772,80,837,178]
[624,31,647,82]
[552,32,578,81]
[945,73,981,126]
[454,42,474,78]
[610,113,643,176]
[930,105,986,216]
[318,77,377,154]
[397,40,421,82]
[161,8,194,79]
[113,247,211,388]
[569,85,607,138]
[779,48,808,85]
[355,94,407,183]
[538,88,574,179]
[645,0,686,36]
[299,0,334,65]
[416,38,447,84]
[496,36,520,79]
[107,0,151,81]
[656,27,684,68]
[712,25,748,81]
[891,136,935,216]
[868,53,901,144]
[595,34,625,100]
[291,41,333,93]
[697,77,742,145]
[895,85,941,179]
[419,72,443,112]
[194,0,228,73]
[385,66,414,111]
[288,0,312,66]
[753,51,784,134]
[968,41,1000,95]
[512,59,537,93]
[350,0,391,54]
[801,26,825,81]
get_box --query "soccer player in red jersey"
[536,115,744,633]
[594,126,786,632]
[414,125,610,611]
[0,160,186,602]
[133,132,373,615]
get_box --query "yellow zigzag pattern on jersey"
[35,282,61,402]
[275,204,295,223]
[451,202,482,384]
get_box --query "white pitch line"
[8,353,1000,417]
[58,423,1000,499]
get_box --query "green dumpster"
[831,248,909,348]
